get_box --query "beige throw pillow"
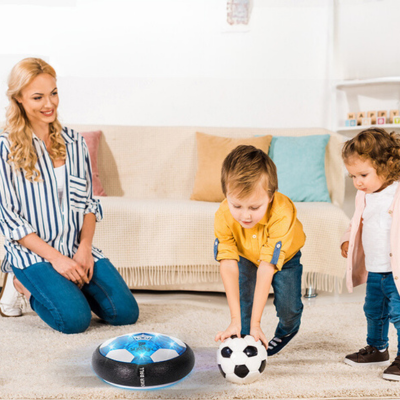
[190,132,273,202]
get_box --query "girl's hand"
[341,241,349,258]
[250,325,268,348]
[215,320,241,342]
[52,254,89,287]
[73,244,94,283]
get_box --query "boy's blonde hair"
[221,145,278,198]
[4,57,65,182]
[342,127,400,185]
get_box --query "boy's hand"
[250,325,268,348]
[341,241,349,258]
[215,320,241,343]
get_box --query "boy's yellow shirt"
[214,192,306,271]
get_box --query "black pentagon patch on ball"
[259,359,266,373]
[221,347,233,358]
[234,364,250,378]
[218,364,226,378]
[243,345,258,357]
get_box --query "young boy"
[214,145,306,356]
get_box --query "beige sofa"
[0,125,350,293]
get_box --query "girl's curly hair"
[342,127,400,185]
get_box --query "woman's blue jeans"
[239,251,303,338]
[364,272,400,355]
[12,258,139,334]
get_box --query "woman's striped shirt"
[0,127,104,272]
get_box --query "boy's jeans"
[364,272,400,355]
[239,251,303,338]
[12,258,139,334]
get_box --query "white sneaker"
[0,273,26,317]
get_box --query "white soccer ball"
[217,335,267,384]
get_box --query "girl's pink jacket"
[340,183,400,294]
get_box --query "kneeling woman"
[0,58,139,333]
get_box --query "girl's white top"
[54,164,66,205]
[362,181,398,273]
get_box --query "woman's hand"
[73,244,94,282]
[215,319,241,343]
[51,254,89,287]
[341,241,349,258]
[250,325,268,348]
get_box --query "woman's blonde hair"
[4,57,66,181]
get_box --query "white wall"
[335,0,400,80]
[0,0,332,128]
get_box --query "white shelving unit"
[337,123,399,133]
[336,77,400,89]
[333,77,400,135]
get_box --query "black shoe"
[267,331,298,356]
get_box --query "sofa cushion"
[81,130,107,196]
[190,132,272,202]
[268,134,331,202]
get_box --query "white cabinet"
[333,77,400,135]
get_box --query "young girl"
[0,58,139,333]
[341,127,400,381]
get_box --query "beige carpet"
[1,297,400,399]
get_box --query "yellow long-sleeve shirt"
[214,192,306,271]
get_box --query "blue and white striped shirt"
[0,127,104,272]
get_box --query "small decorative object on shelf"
[378,110,388,118]
[347,112,356,120]
[362,117,372,126]
[390,110,400,123]
[357,112,366,126]
[394,116,400,125]
[345,119,357,127]
[345,111,400,127]
[367,111,377,125]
